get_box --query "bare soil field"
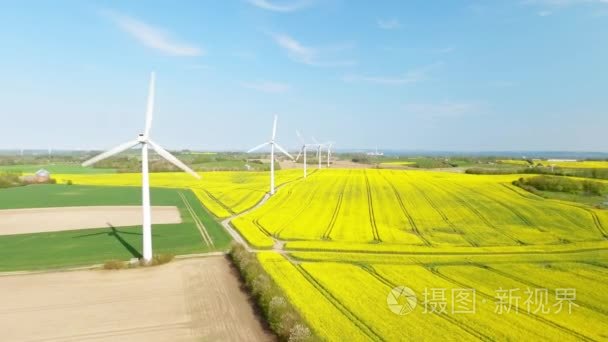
[0,206,182,235]
[0,256,274,341]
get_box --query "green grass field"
[0,185,231,271]
[0,163,116,174]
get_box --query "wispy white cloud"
[271,33,356,67]
[538,10,553,15]
[246,0,311,12]
[103,10,203,56]
[402,101,484,120]
[377,18,401,30]
[343,62,443,85]
[241,81,291,93]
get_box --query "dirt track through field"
[0,206,181,235]
[0,257,274,341]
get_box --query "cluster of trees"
[229,244,314,341]
[0,172,22,188]
[467,166,608,180]
[513,176,606,196]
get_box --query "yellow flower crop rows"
[233,169,608,248]
[53,167,608,339]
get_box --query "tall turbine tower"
[295,130,313,178]
[247,115,293,195]
[326,142,333,167]
[82,72,200,263]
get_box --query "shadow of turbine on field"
[73,224,144,259]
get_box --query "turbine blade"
[272,115,278,140]
[82,140,139,167]
[295,147,303,161]
[296,130,305,144]
[312,136,320,145]
[247,142,270,153]
[147,140,200,179]
[144,72,156,137]
[274,143,294,160]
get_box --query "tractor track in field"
[251,186,298,238]
[553,202,608,239]
[275,179,323,238]
[364,170,381,242]
[179,191,213,247]
[498,184,603,241]
[500,183,544,201]
[479,264,608,316]
[221,171,318,252]
[453,183,535,228]
[360,265,492,341]
[400,172,479,247]
[429,181,526,246]
[199,188,236,216]
[292,263,384,342]
[379,173,431,246]
[322,172,351,240]
[429,266,595,341]
[502,183,607,238]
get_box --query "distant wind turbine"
[247,115,293,195]
[295,130,314,178]
[82,72,200,264]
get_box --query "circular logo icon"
[387,286,417,315]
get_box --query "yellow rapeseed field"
[54,167,608,340]
[233,169,608,248]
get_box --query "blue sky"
[1,0,607,152]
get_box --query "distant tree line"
[466,166,608,180]
[513,175,606,196]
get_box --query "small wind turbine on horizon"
[247,115,293,195]
[295,130,315,178]
[81,72,200,264]
[326,142,334,168]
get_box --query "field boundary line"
[179,191,213,247]
[364,170,381,242]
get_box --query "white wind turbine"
[326,142,334,167]
[247,115,293,195]
[312,137,326,169]
[82,72,200,263]
[295,130,314,178]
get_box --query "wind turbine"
[82,72,200,264]
[312,137,324,169]
[326,142,334,167]
[295,130,314,178]
[247,115,293,195]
